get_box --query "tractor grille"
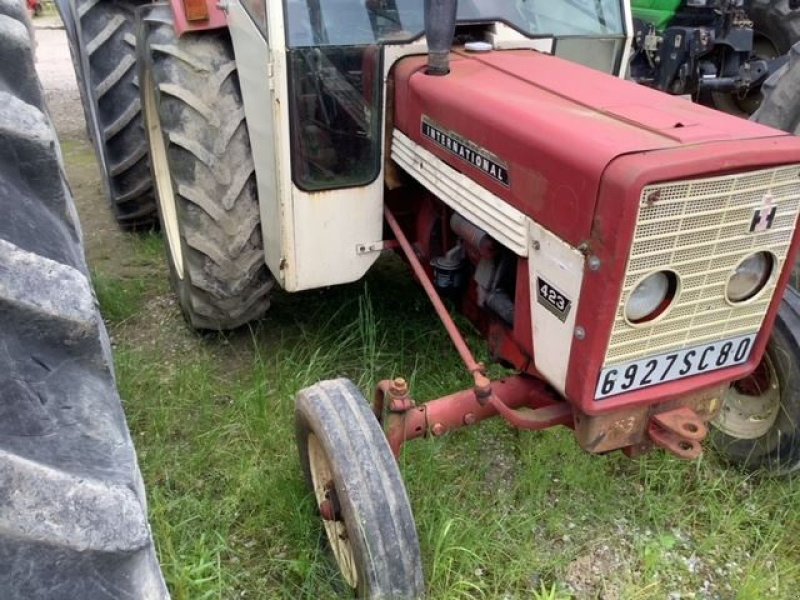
[604,164,800,366]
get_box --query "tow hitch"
[648,407,709,460]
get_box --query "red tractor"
[57,0,800,595]
[27,0,43,16]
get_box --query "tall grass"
[102,247,800,599]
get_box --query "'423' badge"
[536,277,572,322]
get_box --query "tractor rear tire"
[137,4,273,330]
[751,41,800,285]
[0,2,167,597]
[58,0,157,229]
[748,0,800,56]
[751,40,800,136]
[295,379,425,598]
[712,288,800,474]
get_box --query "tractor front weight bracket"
[647,407,708,460]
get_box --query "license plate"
[595,334,756,400]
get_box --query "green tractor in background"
[630,0,799,121]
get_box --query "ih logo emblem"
[749,194,777,233]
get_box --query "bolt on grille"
[604,164,800,366]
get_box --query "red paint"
[393,50,787,248]
[169,0,226,36]
[382,376,569,457]
[385,206,484,376]
[392,49,800,418]
[568,141,800,415]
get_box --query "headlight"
[625,271,678,323]
[726,252,774,303]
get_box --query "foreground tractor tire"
[712,288,800,474]
[57,0,157,229]
[295,379,424,599]
[749,0,800,56]
[138,4,272,330]
[0,3,167,597]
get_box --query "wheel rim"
[712,38,779,116]
[714,355,781,439]
[142,68,184,279]
[307,434,358,588]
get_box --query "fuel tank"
[392,48,800,249]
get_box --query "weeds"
[98,241,800,599]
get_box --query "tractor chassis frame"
[379,206,715,460]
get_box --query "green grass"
[91,232,166,322]
[97,238,800,600]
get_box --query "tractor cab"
[280,0,629,192]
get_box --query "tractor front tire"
[0,2,166,596]
[712,288,800,474]
[295,379,425,599]
[748,0,800,56]
[138,4,273,330]
[59,0,157,229]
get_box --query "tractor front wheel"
[137,4,273,330]
[712,288,800,473]
[295,379,424,598]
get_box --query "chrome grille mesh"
[604,165,800,365]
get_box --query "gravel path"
[34,18,85,137]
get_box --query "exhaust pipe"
[424,0,457,76]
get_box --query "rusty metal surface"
[487,395,573,430]
[574,406,649,454]
[382,376,568,457]
[574,385,725,454]
[169,0,227,36]
[651,407,708,442]
[648,423,703,460]
[647,405,708,460]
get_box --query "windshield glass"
[285,0,625,47]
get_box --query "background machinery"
[629,0,800,115]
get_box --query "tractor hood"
[392,49,792,247]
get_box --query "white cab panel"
[228,0,383,292]
[227,3,285,286]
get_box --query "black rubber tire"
[748,0,800,55]
[751,42,800,284]
[712,288,800,474]
[58,0,157,229]
[0,2,167,597]
[751,41,800,135]
[710,36,780,117]
[295,379,425,599]
[137,4,273,330]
